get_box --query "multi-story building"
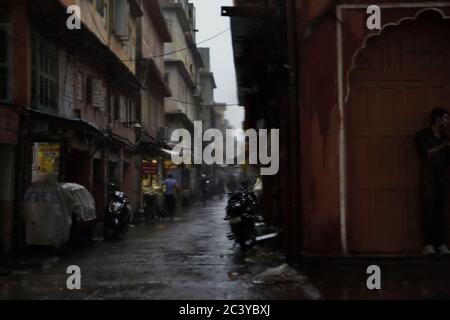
[226,0,450,258]
[136,0,172,199]
[196,48,227,179]
[0,0,169,254]
[137,0,171,139]
[197,48,216,130]
[159,0,204,199]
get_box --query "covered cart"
[25,182,96,248]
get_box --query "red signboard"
[142,161,158,175]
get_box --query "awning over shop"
[222,4,288,113]
[161,147,192,162]
[161,148,179,157]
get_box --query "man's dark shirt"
[415,128,450,181]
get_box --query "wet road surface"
[299,257,450,299]
[0,200,309,300]
[2,199,450,299]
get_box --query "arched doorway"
[346,10,450,253]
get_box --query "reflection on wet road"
[0,200,308,300]
[2,199,450,300]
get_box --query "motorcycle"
[104,186,131,241]
[225,182,278,250]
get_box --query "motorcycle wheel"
[104,227,116,241]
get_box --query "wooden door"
[347,11,450,253]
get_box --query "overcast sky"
[190,0,244,129]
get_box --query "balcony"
[159,0,191,32]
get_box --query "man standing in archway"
[416,108,450,256]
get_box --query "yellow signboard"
[38,144,60,174]
[32,143,60,182]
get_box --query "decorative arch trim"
[336,3,450,255]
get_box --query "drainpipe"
[14,110,27,253]
[11,0,31,254]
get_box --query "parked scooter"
[225,181,278,250]
[104,183,131,241]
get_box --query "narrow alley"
[2,200,450,300]
[3,0,450,303]
[0,200,310,300]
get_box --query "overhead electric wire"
[71,27,231,63]
[4,17,239,113]
[5,26,231,64]
[167,97,241,108]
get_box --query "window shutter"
[113,94,119,120]
[131,100,135,123]
[86,76,93,104]
[119,95,126,122]
[92,79,103,108]
[76,72,83,101]
[100,86,106,112]
[126,98,130,124]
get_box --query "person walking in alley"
[199,173,210,207]
[415,108,450,256]
[162,174,179,220]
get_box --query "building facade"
[297,0,450,256]
[159,0,204,200]
[136,0,172,200]
[226,0,450,258]
[0,0,170,255]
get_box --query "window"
[114,93,135,125]
[153,96,159,129]
[130,99,135,124]
[86,77,105,110]
[0,24,10,102]
[165,19,173,38]
[91,79,103,108]
[113,0,129,39]
[97,0,108,26]
[124,26,132,57]
[86,76,93,104]
[131,35,136,59]
[76,72,83,101]
[96,0,105,17]
[125,97,135,126]
[119,95,126,122]
[113,93,119,121]
[32,33,59,112]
